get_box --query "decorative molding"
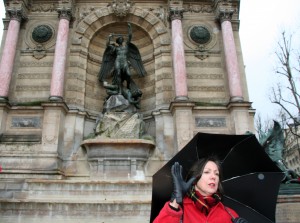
[43,135,58,144]
[183,3,213,13]
[11,117,41,128]
[7,8,27,22]
[187,73,224,79]
[195,117,226,128]
[217,8,234,22]
[57,7,73,21]
[148,6,168,26]
[156,73,173,81]
[183,22,218,60]
[169,8,183,21]
[214,0,238,23]
[31,3,57,12]
[108,0,134,17]
[24,21,56,52]
[18,73,50,79]
[16,85,50,91]
[20,62,53,67]
[186,61,221,68]
[188,86,225,92]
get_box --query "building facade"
[0,0,262,222]
[284,126,300,174]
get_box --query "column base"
[174,96,189,101]
[49,96,63,102]
[230,96,244,102]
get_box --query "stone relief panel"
[195,117,226,128]
[183,3,214,14]
[11,117,42,128]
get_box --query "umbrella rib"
[223,195,274,223]
[222,135,254,163]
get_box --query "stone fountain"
[81,94,155,180]
[82,23,155,180]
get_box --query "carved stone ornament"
[110,0,134,17]
[190,26,211,45]
[169,8,183,21]
[185,24,217,60]
[24,22,56,59]
[32,25,53,43]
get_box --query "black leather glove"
[170,162,195,204]
[233,217,249,223]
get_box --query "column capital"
[57,0,75,21]
[216,8,235,23]
[213,0,238,23]
[4,0,29,21]
[169,8,183,21]
[6,8,27,22]
[57,7,74,21]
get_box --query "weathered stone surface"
[95,112,144,139]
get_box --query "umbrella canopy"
[150,132,284,223]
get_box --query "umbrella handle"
[224,203,248,222]
[213,194,248,223]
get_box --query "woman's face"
[195,161,219,196]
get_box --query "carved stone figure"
[98,23,146,109]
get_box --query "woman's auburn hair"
[186,155,224,195]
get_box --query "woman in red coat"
[153,156,248,223]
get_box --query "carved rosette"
[110,0,134,17]
[169,8,183,21]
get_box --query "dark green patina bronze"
[190,26,210,44]
[32,25,53,43]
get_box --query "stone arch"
[66,6,173,116]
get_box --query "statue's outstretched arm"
[127,23,132,43]
[107,34,113,46]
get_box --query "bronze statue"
[260,120,300,183]
[98,23,146,108]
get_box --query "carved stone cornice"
[169,8,183,21]
[109,0,134,17]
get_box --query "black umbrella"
[150,132,284,223]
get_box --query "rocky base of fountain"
[82,94,155,180]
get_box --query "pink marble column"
[170,9,188,101]
[49,9,72,101]
[220,13,244,102]
[0,13,22,101]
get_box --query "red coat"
[153,196,239,223]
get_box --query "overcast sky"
[0,1,300,123]
[240,0,300,122]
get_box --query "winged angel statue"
[98,23,146,109]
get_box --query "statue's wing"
[128,42,147,77]
[98,45,116,82]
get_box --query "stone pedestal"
[81,138,155,180]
